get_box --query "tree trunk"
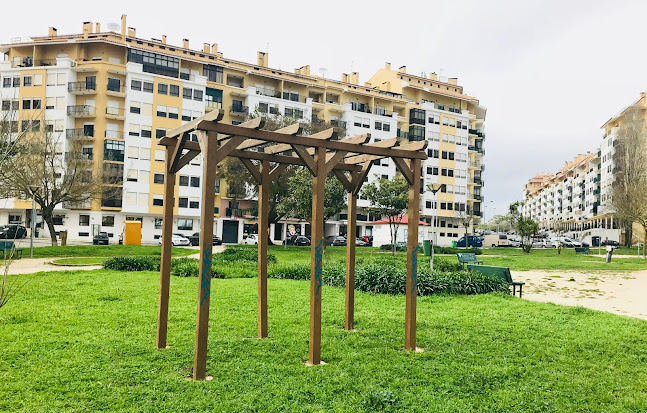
[41,206,58,246]
[624,222,633,247]
[390,221,396,256]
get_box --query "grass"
[51,257,107,265]
[9,244,196,258]
[1,269,647,412]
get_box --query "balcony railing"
[66,128,94,140]
[67,105,95,117]
[68,81,96,93]
[205,101,223,111]
[105,107,125,117]
[11,58,58,68]
[468,128,479,135]
[352,105,372,114]
[330,119,347,128]
[473,178,482,185]
[375,110,393,118]
[105,130,124,139]
[230,105,249,115]
[106,84,126,94]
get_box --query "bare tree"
[458,205,474,238]
[0,99,28,176]
[0,126,105,246]
[611,106,647,256]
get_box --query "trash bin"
[452,241,457,248]
[592,236,601,247]
[423,240,431,256]
[60,230,68,246]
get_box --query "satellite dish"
[319,67,328,78]
[107,22,120,32]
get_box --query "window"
[23,76,32,86]
[130,101,141,114]
[131,79,142,91]
[156,128,166,139]
[102,215,115,227]
[154,218,163,229]
[13,76,20,87]
[143,82,154,93]
[153,173,164,184]
[215,179,220,193]
[157,105,167,117]
[408,125,425,141]
[107,78,121,92]
[128,49,179,78]
[104,140,125,162]
[169,84,180,97]
[375,121,382,130]
[168,107,178,119]
[189,199,199,209]
[153,196,163,206]
[2,78,11,88]
[383,123,390,132]
[193,90,203,101]
[203,64,224,83]
[177,219,193,230]
[179,175,189,186]
[178,197,188,208]
[32,98,41,110]
[21,120,40,132]
[129,123,140,137]
[52,215,65,226]
[190,176,200,187]
[409,108,425,125]
[22,99,31,110]
[126,169,138,182]
[141,127,152,138]
[45,97,55,109]
[183,88,193,99]
[154,149,165,161]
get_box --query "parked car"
[283,234,299,245]
[332,236,347,246]
[0,225,27,239]
[551,236,583,248]
[456,235,483,248]
[158,234,191,246]
[356,238,368,247]
[600,239,620,247]
[396,241,407,249]
[508,238,522,248]
[483,233,510,247]
[532,239,558,248]
[243,234,258,245]
[93,232,109,245]
[324,235,336,246]
[294,236,311,246]
[188,232,222,246]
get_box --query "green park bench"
[456,252,483,269]
[0,240,23,260]
[574,247,591,255]
[467,264,525,297]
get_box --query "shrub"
[170,257,199,277]
[268,263,310,280]
[103,256,159,272]
[220,246,277,263]
[433,246,482,255]
[379,244,406,252]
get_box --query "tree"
[458,205,474,238]
[509,201,538,253]
[0,128,105,245]
[552,218,566,254]
[362,175,409,256]
[611,106,647,254]
[277,167,346,226]
[0,101,24,172]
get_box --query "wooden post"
[193,132,218,380]
[156,144,176,349]
[344,191,357,331]
[405,158,421,351]
[258,160,269,338]
[309,147,326,365]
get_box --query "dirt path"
[514,269,647,320]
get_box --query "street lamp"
[28,185,39,257]
[427,183,444,271]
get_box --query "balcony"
[473,178,482,185]
[68,81,97,94]
[225,208,244,217]
[352,105,372,114]
[205,101,223,112]
[105,130,125,139]
[105,106,125,120]
[67,105,95,117]
[375,110,393,118]
[331,119,347,129]
[106,83,126,97]
[468,128,479,135]
[66,128,94,141]
[230,105,249,117]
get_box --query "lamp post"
[427,183,444,271]
[28,185,39,257]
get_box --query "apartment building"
[0,16,487,246]
[521,92,647,244]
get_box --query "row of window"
[1,74,43,88]
[130,78,205,102]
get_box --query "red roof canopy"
[371,216,429,226]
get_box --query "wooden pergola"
[156,110,428,380]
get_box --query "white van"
[483,233,510,248]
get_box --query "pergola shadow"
[155,109,427,380]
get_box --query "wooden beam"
[344,141,425,165]
[212,135,247,166]
[258,160,270,338]
[393,157,414,185]
[240,158,261,184]
[162,109,223,140]
[264,127,337,155]
[230,149,363,172]
[234,122,304,151]
[206,123,426,159]
[309,147,326,365]
[345,191,357,331]
[161,114,264,148]
[168,132,188,173]
[352,163,373,196]
[324,150,348,175]
[193,133,219,380]
[269,164,289,181]
[333,170,354,192]
[173,149,200,172]
[156,144,176,349]
[291,144,317,175]
[405,158,421,351]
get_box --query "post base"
[305,360,328,367]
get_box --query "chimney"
[48,27,57,37]
[211,43,218,54]
[257,51,268,67]
[121,14,127,38]
[183,38,189,49]
[351,72,359,84]
[448,78,458,85]
[399,65,407,73]
[203,43,210,53]
[298,65,310,76]
[384,62,391,70]
[382,81,391,91]
[95,23,101,33]
[82,22,92,39]
[429,72,438,80]
[162,35,167,44]
[128,27,136,37]
[341,73,350,83]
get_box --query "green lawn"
[13,244,195,258]
[51,257,108,265]
[1,269,646,412]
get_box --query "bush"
[433,246,482,255]
[267,259,507,296]
[170,257,199,277]
[220,246,277,263]
[379,244,406,252]
[103,256,159,272]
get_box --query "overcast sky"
[3,0,647,220]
